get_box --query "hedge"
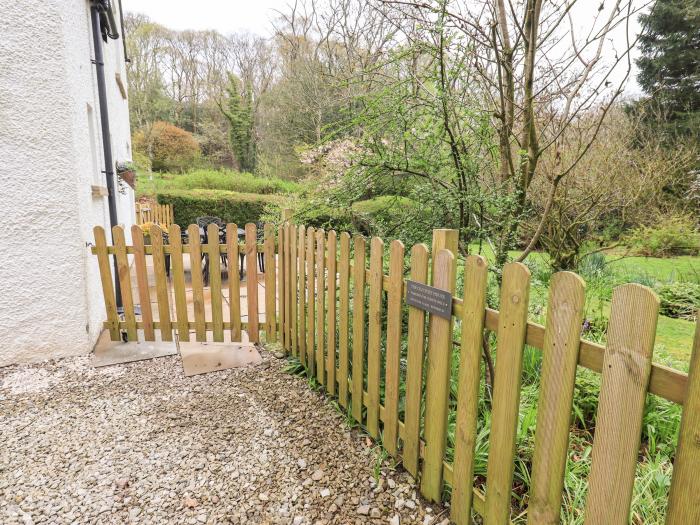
[157,189,282,227]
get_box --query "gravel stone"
[0,354,443,524]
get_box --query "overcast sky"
[122,0,646,94]
[121,0,286,35]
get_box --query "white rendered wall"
[0,0,133,365]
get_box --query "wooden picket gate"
[92,222,277,344]
[91,218,699,524]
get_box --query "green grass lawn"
[136,168,302,198]
[607,254,700,284]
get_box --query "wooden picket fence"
[91,219,699,524]
[273,223,698,525]
[135,200,174,229]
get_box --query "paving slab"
[179,341,261,376]
[92,334,177,367]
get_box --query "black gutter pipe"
[90,1,122,311]
[117,0,130,63]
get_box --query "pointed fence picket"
[92,218,696,524]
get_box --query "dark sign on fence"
[406,280,453,319]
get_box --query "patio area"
[130,248,269,344]
[0,351,445,525]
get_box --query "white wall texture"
[0,0,134,365]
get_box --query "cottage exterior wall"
[0,0,133,365]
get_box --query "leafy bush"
[351,195,433,246]
[157,189,281,227]
[656,281,700,320]
[292,202,355,232]
[133,121,201,173]
[627,216,700,257]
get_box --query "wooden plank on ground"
[420,248,456,502]
[208,223,224,342]
[337,232,351,408]
[227,224,242,342]
[527,271,585,525]
[583,284,659,525]
[187,224,206,342]
[351,235,367,423]
[306,227,316,377]
[131,225,155,341]
[484,262,531,524]
[403,243,429,478]
[245,223,259,343]
[151,224,173,341]
[666,315,700,525]
[297,226,306,366]
[168,224,189,342]
[326,230,338,395]
[113,226,137,341]
[316,229,326,385]
[94,226,120,340]
[383,239,404,456]
[451,255,489,525]
[264,224,276,342]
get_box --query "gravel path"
[0,349,446,524]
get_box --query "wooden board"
[168,224,189,342]
[180,342,261,376]
[297,226,306,366]
[366,236,384,438]
[420,249,456,502]
[112,226,137,341]
[208,223,224,342]
[484,263,531,525]
[151,225,173,341]
[277,224,285,348]
[187,224,206,342]
[93,226,120,341]
[665,316,700,525]
[383,239,404,456]
[131,225,155,341]
[326,230,338,395]
[245,223,259,343]
[451,255,488,525]
[584,284,659,525]
[306,227,316,377]
[227,224,242,342]
[316,229,326,385]
[403,243,429,478]
[290,225,298,356]
[351,235,367,423]
[337,232,351,408]
[527,271,585,525]
[264,223,276,342]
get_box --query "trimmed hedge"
[157,189,281,227]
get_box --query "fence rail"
[135,200,174,229]
[91,219,698,524]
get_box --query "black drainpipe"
[90,1,122,310]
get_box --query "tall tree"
[636,0,700,138]
[222,75,256,172]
